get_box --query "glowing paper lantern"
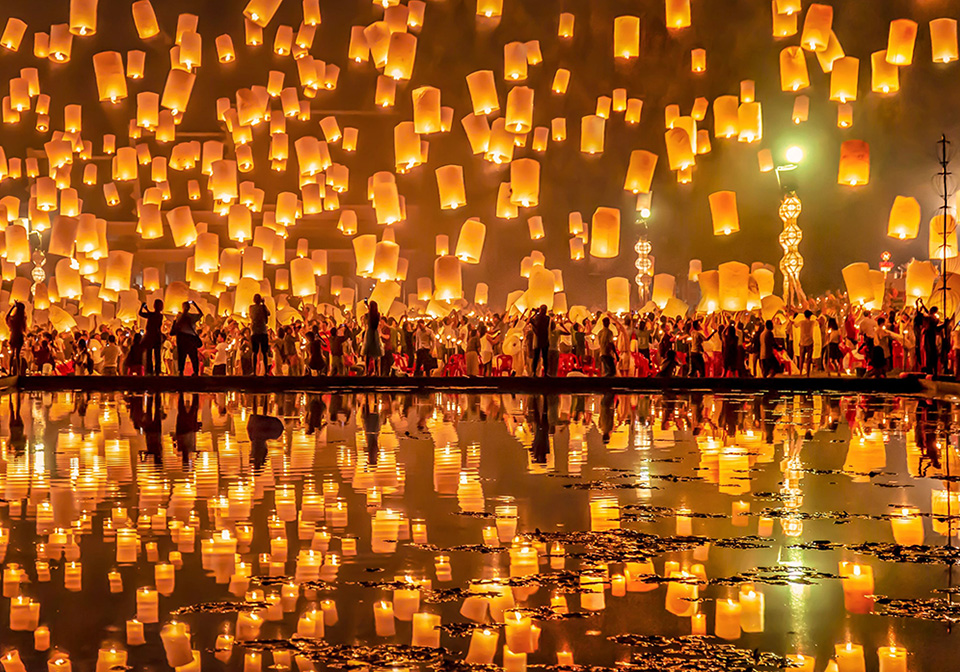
[412,86,441,134]
[719,262,750,311]
[829,57,859,102]
[614,16,640,59]
[691,48,706,72]
[709,191,740,235]
[580,117,607,153]
[906,260,937,299]
[624,150,658,194]
[888,196,921,240]
[606,277,630,314]
[161,69,196,114]
[779,47,809,91]
[434,256,462,301]
[1,18,28,51]
[801,4,832,52]
[665,128,695,170]
[842,263,875,305]
[651,274,675,308]
[195,233,220,274]
[737,102,762,143]
[166,206,198,247]
[244,0,282,27]
[56,259,82,298]
[435,165,466,210]
[505,87,534,133]
[838,140,870,186]
[871,51,899,93]
[931,19,958,63]
[455,218,486,264]
[713,96,740,138]
[665,0,691,29]
[752,268,775,297]
[104,250,134,292]
[385,32,417,80]
[510,159,540,207]
[792,96,809,124]
[886,19,917,66]
[837,103,853,128]
[466,70,499,115]
[815,31,845,73]
[590,207,620,258]
[504,42,527,81]
[372,241,400,281]
[757,149,774,173]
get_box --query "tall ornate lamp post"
[776,146,806,307]
[634,194,653,303]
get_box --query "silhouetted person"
[530,306,550,376]
[139,299,165,375]
[6,302,26,376]
[250,294,271,375]
[173,301,203,375]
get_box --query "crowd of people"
[1,293,955,379]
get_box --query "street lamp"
[775,147,807,307]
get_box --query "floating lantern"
[772,5,797,38]
[93,52,127,102]
[436,165,466,210]
[1,18,27,51]
[244,0,282,28]
[801,3,832,51]
[709,191,740,235]
[104,250,134,292]
[510,159,540,207]
[466,70,499,115]
[166,206,198,247]
[455,219,485,264]
[829,56,859,102]
[737,102,762,142]
[504,42,527,81]
[713,95,740,138]
[838,140,869,186]
[837,103,853,128]
[590,207,620,258]
[719,262,750,310]
[372,241,400,281]
[666,0,691,29]
[758,149,774,173]
[614,16,640,59]
[385,32,417,80]
[888,196,920,240]
[792,95,809,123]
[886,19,917,65]
[161,69,196,114]
[665,128,695,170]
[871,51,899,93]
[691,48,706,72]
[905,260,937,299]
[505,87,534,133]
[931,19,958,63]
[607,277,630,314]
[842,263,875,305]
[624,150,658,194]
[779,47,809,91]
[412,86,441,134]
[434,255,462,301]
[581,116,605,154]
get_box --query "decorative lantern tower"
[778,193,806,306]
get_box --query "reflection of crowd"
[1,294,956,379]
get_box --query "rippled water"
[0,391,958,671]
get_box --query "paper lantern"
[193,232,219,274]
[434,165,466,210]
[931,19,958,63]
[552,68,571,94]
[385,32,417,80]
[801,3,832,51]
[286,257,314,297]
[596,96,612,119]
[465,70,499,115]
[713,95,740,138]
[792,96,809,124]
[842,263,875,305]
[737,102,762,143]
[559,12,575,38]
[218,249,241,287]
[351,234,376,277]
[606,277,630,314]
[496,183,518,219]
[651,274,675,308]
[455,218,485,264]
[779,47,809,91]
[581,114,606,152]
[590,207,620,258]
[665,128,695,170]
[614,16,640,59]
[829,56,859,102]
[373,182,402,225]
[1,18,28,51]
[886,19,917,66]
[838,140,870,186]
[752,268,775,297]
[166,206,198,247]
[773,10,798,39]
[837,103,853,128]
[906,260,937,299]
[665,0,690,29]
[624,150,658,194]
[49,217,78,258]
[709,191,740,235]
[887,196,920,240]
[412,86,441,134]
[104,250,134,292]
[92,51,127,103]
[691,48,706,72]
[505,87,534,134]
[718,262,749,311]
[239,246,263,282]
[56,258,82,298]
[244,0,281,27]
[36,177,58,211]
[871,51,899,93]
[477,0,502,18]
[142,267,160,292]
[161,69,196,114]
[815,30,844,73]
[510,159,540,207]
[436,234,450,256]
[434,256,462,301]
[504,42,527,81]
[372,241,400,281]
[757,149,774,173]
[528,267,556,310]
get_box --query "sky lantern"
[56,258,82,298]
[607,277,630,314]
[1,18,28,51]
[559,12,575,38]
[801,4,832,51]
[772,3,797,38]
[829,56,859,102]
[614,16,640,59]
[626,98,643,124]
[775,0,800,14]
[528,216,545,240]
[385,32,417,80]
[665,104,680,129]
[738,102,763,143]
[719,261,750,311]
[466,70,499,115]
[510,158,540,207]
[674,116,697,153]
[412,86,441,134]
[838,140,870,186]
[887,196,920,240]
[131,1,159,39]
[532,127,549,151]
[504,42,527,81]
[665,0,691,29]
[709,191,740,235]
[581,115,605,154]
[590,207,620,258]
[375,76,397,107]
[792,95,809,123]
[713,95,740,138]
[931,19,958,63]
[462,114,491,154]
[373,182,402,224]
[70,0,98,36]
[624,150,658,194]
[195,234,220,275]
[505,87,534,133]
[244,0,282,27]
[104,250,134,292]
[436,165,466,210]
[905,261,937,303]
[372,240,400,281]
[161,69,196,114]
[842,263,875,305]
[455,218,486,264]
[886,19,917,66]
[394,122,422,169]
[871,51,899,93]
[740,80,755,102]
[434,255,463,301]
[779,47,809,91]
[477,0,503,18]
[167,206,198,247]
[349,26,369,63]
[665,128,695,170]
[49,24,74,62]
[691,48,706,72]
